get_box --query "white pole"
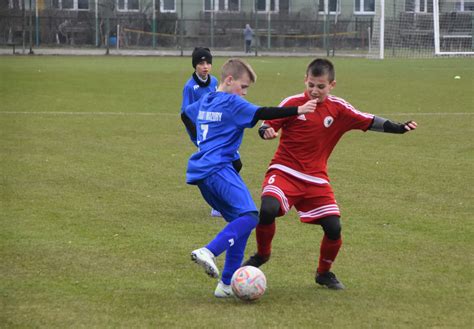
[117,24,120,49]
[379,0,385,59]
[433,0,440,55]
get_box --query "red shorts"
[261,169,340,223]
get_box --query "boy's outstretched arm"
[254,98,316,121]
[255,99,318,140]
[369,116,418,134]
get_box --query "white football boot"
[191,247,219,278]
[214,281,233,298]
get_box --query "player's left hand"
[263,127,278,139]
[404,121,417,131]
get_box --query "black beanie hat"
[192,47,212,68]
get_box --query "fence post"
[105,17,110,55]
[323,0,329,56]
[180,0,184,56]
[368,26,371,53]
[22,0,26,53]
[152,0,156,48]
[267,10,271,49]
[29,0,34,54]
[254,0,258,56]
[35,0,39,46]
[95,0,99,47]
[210,0,214,48]
[117,24,120,49]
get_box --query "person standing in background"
[243,24,254,53]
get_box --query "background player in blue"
[181,47,218,134]
[180,47,243,217]
[181,58,317,298]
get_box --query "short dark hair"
[306,58,335,82]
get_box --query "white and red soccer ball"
[231,266,267,301]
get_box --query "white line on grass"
[0,111,473,116]
[378,113,474,116]
[0,111,175,116]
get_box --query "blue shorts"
[197,165,258,222]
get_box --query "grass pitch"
[1,56,473,328]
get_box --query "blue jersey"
[184,92,259,184]
[181,73,218,113]
[181,73,218,145]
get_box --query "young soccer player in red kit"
[243,58,417,289]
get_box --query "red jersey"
[263,92,374,184]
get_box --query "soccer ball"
[231,266,267,301]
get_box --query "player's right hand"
[297,99,317,115]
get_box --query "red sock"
[317,235,342,274]
[256,222,276,257]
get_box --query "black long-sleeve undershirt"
[253,106,298,121]
[369,116,411,134]
[181,112,197,142]
[181,107,299,142]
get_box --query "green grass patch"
[1,56,473,328]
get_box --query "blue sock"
[221,231,251,285]
[206,213,258,257]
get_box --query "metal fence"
[0,6,375,56]
[2,3,470,57]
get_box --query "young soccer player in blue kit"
[181,58,317,297]
[181,47,243,217]
[181,47,218,143]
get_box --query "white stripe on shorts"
[298,204,340,219]
[262,185,290,214]
[268,164,329,185]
